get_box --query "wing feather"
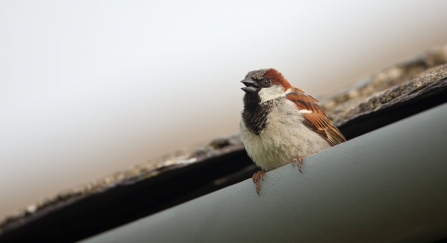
[286,90,346,146]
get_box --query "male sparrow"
[239,68,346,194]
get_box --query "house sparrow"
[239,68,346,194]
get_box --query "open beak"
[241,78,259,93]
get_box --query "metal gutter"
[81,103,447,243]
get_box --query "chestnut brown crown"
[241,68,294,93]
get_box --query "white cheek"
[258,85,286,103]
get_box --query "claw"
[252,170,266,195]
[291,157,304,173]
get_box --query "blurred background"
[1,0,447,218]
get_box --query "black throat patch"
[242,93,273,135]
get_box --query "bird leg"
[291,156,304,173]
[252,170,266,195]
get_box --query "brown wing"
[286,90,346,146]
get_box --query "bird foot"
[291,157,304,173]
[252,170,266,195]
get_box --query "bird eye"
[260,78,270,87]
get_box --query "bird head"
[241,68,292,103]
